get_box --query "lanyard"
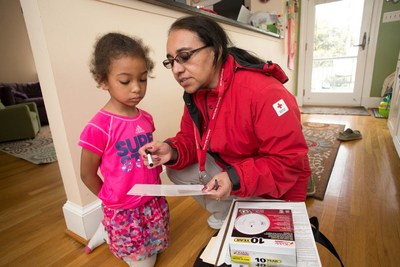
[194,68,225,183]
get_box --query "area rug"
[301,106,370,116]
[303,122,345,200]
[0,126,57,164]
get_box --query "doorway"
[300,0,376,106]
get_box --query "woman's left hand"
[202,172,232,201]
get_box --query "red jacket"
[166,55,311,201]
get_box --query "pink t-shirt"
[79,109,162,209]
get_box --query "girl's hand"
[202,172,232,201]
[139,141,176,168]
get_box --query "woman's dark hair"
[90,32,154,86]
[169,15,265,66]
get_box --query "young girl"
[79,32,169,267]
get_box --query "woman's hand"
[202,172,232,201]
[139,141,176,168]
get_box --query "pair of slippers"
[337,128,362,141]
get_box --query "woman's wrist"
[170,147,178,161]
[226,165,241,191]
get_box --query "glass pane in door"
[311,0,364,93]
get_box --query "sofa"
[0,82,48,125]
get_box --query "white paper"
[237,5,251,23]
[127,184,212,196]
[200,237,217,264]
[201,200,322,267]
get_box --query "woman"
[140,15,311,229]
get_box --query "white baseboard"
[62,199,103,240]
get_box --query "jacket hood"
[232,55,289,84]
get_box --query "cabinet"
[388,51,400,157]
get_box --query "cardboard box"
[229,208,296,267]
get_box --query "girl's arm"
[80,148,103,196]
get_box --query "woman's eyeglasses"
[163,45,210,69]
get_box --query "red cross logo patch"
[273,99,288,117]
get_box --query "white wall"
[246,0,284,14]
[20,0,293,239]
[0,0,37,82]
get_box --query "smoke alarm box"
[229,208,296,267]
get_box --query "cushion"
[12,89,28,99]
[0,82,42,98]
[15,97,44,107]
[18,82,42,98]
[0,86,16,105]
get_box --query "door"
[388,53,400,156]
[302,0,375,106]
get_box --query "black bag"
[310,216,344,267]
[194,217,344,267]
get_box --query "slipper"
[337,128,362,141]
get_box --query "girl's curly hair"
[90,32,154,87]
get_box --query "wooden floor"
[0,113,399,267]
